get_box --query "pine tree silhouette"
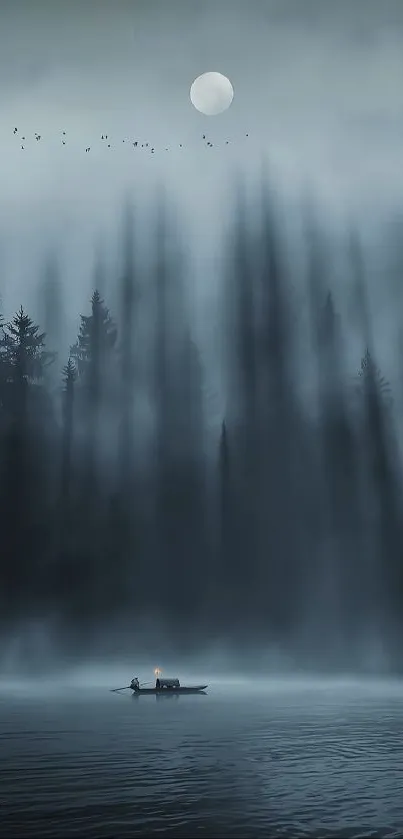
[70,290,117,379]
[70,290,117,492]
[0,307,54,619]
[357,348,392,407]
[0,306,55,421]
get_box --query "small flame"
[154,667,162,677]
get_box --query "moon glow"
[190,72,234,116]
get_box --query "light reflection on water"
[1,679,403,837]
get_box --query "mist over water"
[1,662,403,699]
[2,674,403,838]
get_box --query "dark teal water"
[1,679,403,837]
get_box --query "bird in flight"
[11,126,249,153]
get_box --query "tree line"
[0,192,402,670]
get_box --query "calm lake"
[1,676,403,837]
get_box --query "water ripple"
[1,684,403,837]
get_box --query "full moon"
[190,72,234,116]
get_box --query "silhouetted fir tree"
[0,308,55,619]
[70,290,117,491]
[356,348,392,408]
[67,291,118,624]
[70,290,117,379]
[0,306,55,422]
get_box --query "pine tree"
[356,348,392,407]
[70,290,117,379]
[70,290,117,491]
[0,306,55,421]
[0,308,54,616]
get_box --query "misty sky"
[0,0,403,377]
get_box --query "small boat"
[130,676,207,695]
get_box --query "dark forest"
[0,186,402,673]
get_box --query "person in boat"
[156,678,161,690]
[131,677,140,691]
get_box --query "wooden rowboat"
[131,685,207,695]
[111,674,207,696]
[131,676,207,695]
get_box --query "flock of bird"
[12,127,249,153]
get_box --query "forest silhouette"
[0,186,401,672]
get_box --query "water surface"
[1,678,403,837]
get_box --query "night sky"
[1,0,403,325]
